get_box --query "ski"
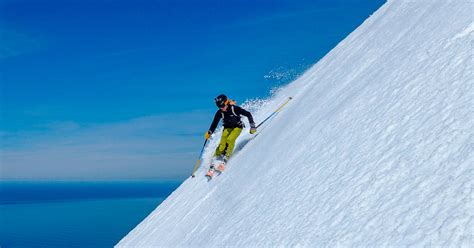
[205,158,226,181]
[205,166,215,181]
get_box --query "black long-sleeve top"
[208,105,255,133]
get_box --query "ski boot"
[206,165,216,179]
[215,155,228,172]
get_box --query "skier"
[205,94,257,172]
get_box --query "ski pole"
[191,139,208,178]
[257,97,293,128]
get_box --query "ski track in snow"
[117,0,473,246]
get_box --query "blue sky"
[0,0,384,180]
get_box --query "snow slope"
[117,0,473,246]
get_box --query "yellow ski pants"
[215,127,242,158]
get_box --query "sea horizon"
[0,180,182,247]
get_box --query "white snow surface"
[117,0,473,246]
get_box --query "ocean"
[0,181,181,247]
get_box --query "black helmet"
[214,94,228,108]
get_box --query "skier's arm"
[208,110,222,134]
[235,106,256,127]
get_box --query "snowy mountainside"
[117,0,473,246]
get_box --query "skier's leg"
[224,127,242,158]
[215,128,231,157]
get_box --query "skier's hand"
[250,127,257,134]
[249,123,257,134]
[205,131,212,140]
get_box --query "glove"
[205,131,212,140]
[249,124,257,134]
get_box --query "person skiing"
[205,94,257,171]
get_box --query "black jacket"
[208,105,255,133]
